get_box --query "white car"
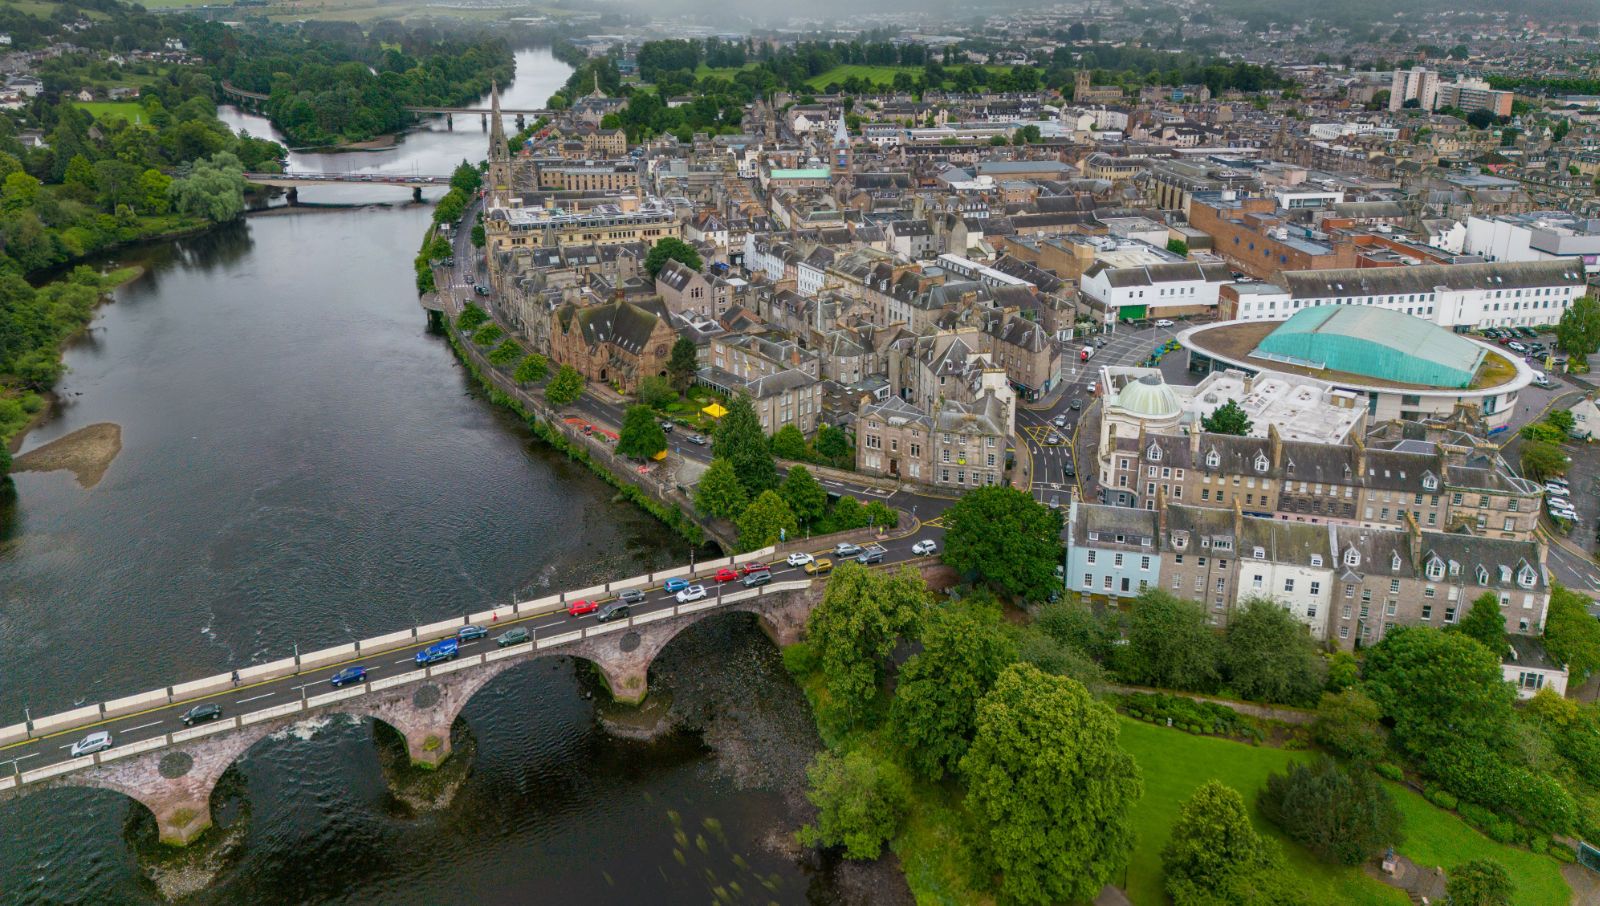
[912,539,938,555]
[70,730,113,758]
[1045,433,1063,445]
[1155,319,1174,328]
[786,551,814,567]
[675,584,708,603]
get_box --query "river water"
[0,48,841,904]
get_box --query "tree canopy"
[891,603,1017,781]
[694,457,748,519]
[667,336,699,391]
[805,563,928,733]
[736,489,797,551]
[1453,592,1508,656]
[1544,584,1600,682]
[1260,757,1400,866]
[780,465,828,527]
[1161,780,1276,904]
[941,486,1063,601]
[713,394,778,495]
[1223,598,1325,706]
[1447,859,1515,906]
[616,404,668,459]
[643,236,703,279]
[544,364,585,407]
[1118,590,1221,693]
[1202,399,1253,436]
[797,748,912,860]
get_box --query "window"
[1344,584,1354,598]
[1426,558,1444,580]
[1389,579,1400,593]
[1310,554,1323,567]
[1284,579,1295,593]
[1444,606,1457,623]
[1253,546,1266,559]
[1310,581,1321,596]
[1140,556,1151,570]
[1086,550,1096,564]
[1146,442,1162,462]
[1113,553,1123,567]
[1341,604,1352,619]
[1084,574,1093,587]
[1421,604,1433,620]
[1206,450,1220,468]
[1339,625,1349,639]
[1344,547,1360,568]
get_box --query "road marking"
[0,753,38,767]
[123,720,163,734]
[235,692,274,705]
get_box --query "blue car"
[663,577,689,593]
[458,625,488,641]
[329,666,367,688]
[415,638,460,666]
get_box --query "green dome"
[1114,374,1181,418]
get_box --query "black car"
[1063,461,1076,478]
[1070,399,1082,411]
[618,589,647,605]
[596,602,631,623]
[180,703,223,726]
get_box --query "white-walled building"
[1463,213,1600,275]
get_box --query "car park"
[180,704,223,726]
[787,552,814,567]
[1508,342,1527,354]
[1548,477,1570,489]
[415,638,460,666]
[496,627,530,647]
[330,666,367,688]
[458,625,488,641]
[714,567,739,582]
[833,542,862,557]
[741,570,772,588]
[664,577,690,593]
[596,602,631,623]
[911,539,938,556]
[618,589,646,605]
[675,584,708,603]
[804,558,833,575]
[567,599,599,617]
[1154,319,1174,328]
[69,731,113,758]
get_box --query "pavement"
[0,530,942,779]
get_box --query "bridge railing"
[0,546,783,757]
[1,572,813,791]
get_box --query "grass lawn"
[803,65,921,90]
[1387,784,1570,905]
[74,101,145,124]
[694,63,759,79]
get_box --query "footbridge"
[0,532,941,846]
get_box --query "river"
[0,48,846,904]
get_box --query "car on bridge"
[675,584,708,603]
[856,544,887,565]
[804,558,833,575]
[663,577,690,594]
[596,602,631,623]
[567,599,599,617]
[786,552,814,568]
[458,625,489,641]
[330,666,367,687]
[617,589,647,605]
[179,704,223,726]
[714,567,739,582]
[496,627,530,647]
[415,638,460,666]
[833,542,862,558]
[742,570,772,588]
[69,731,113,758]
[740,562,770,577]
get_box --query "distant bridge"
[242,171,451,202]
[219,82,553,126]
[0,539,941,847]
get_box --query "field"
[1117,719,1570,905]
[73,102,146,124]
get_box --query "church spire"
[486,80,512,209]
[488,80,508,162]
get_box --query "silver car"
[70,730,113,758]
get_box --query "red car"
[739,562,770,577]
[714,568,739,582]
[567,599,598,617]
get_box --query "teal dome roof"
[1114,374,1180,418]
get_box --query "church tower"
[1074,69,1091,102]
[832,114,852,175]
[486,81,512,210]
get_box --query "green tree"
[1224,598,1325,705]
[942,486,1063,601]
[1202,399,1253,436]
[892,603,1017,780]
[737,489,797,550]
[486,338,522,366]
[513,353,548,383]
[1,171,40,212]
[1453,592,1508,655]
[1313,688,1387,763]
[1166,237,1189,257]
[1119,589,1222,692]
[770,423,809,461]
[1519,439,1567,481]
[62,153,96,200]
[544,364,585,407]
[1162,780,1274,903]
[449,158,482,195]
[643,236,703,279]
[694,457,748,519]
[1447,859,1515,906]
[617,404,669,459]
[805,563,928,732]
[470,223,485,248]
[714,394,778,495]
[471,324,504,346]
[456,304,489,331]
[1260,757,1400,866]
[1554,294,1600,357]
[667,336,699,391]
[814,423,850,465]
[168,152,246,223]
[1544,584,1600,681]
[961,663,1143,906]
[797,749,912,860]
[1547,409,1576,434]
[780,465,828,526]
[636,374,676,408]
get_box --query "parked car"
[804,558,833,575]
[458,625,488,641]
[1532,372,1552,388]
[567,599,599,617]
[664,577,690,593]
[833,542,862,558]
[741,570,773,588]
[496,627,530,647]
[686,434,708,445]
[911,539,938,556]
[330,666,367,687]
[1155,318,1175,328]
[739,562,770,577]
[618,589,646,605]
[786,552,814,568]
[596,602,631,623]
[69,731,113,758]
[179,703,222,726]
[659,420,675,433]
[415,638,460,666]
[1548,477,1570,489]
[675,584,708,603]
[714,567,739,582]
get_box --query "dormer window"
[1426,558,1445,580]
[1310,554,1323,567]
[1449,560,1460,577]
[1147,442,1162,462]
[1088,531,1099,541]
[1518,566,1536,588]
[1498,565,1511,584]
[1391,553,1402,571]
[1173,534,1188,549]
[1253,546,1266,560]
[1344,547,1361,568]
[1422,473,1438,491]
[1254,453,1269,473]
[1476,565,1489,585]
[1206,449,1221,469]
[1286,459,1296,475]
